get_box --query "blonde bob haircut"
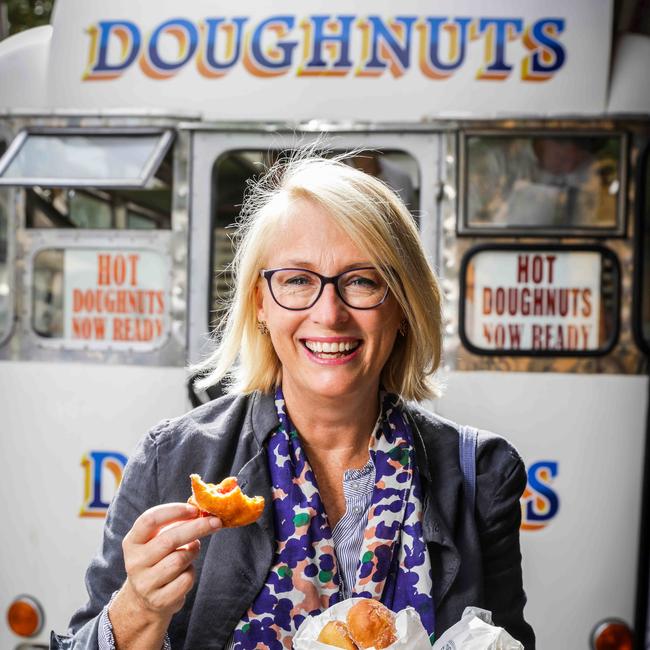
[193,151,443,401]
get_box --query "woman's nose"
[309,283,349,325]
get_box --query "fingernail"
[209,517,221,529]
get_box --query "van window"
[461,133,623,234]
[209,150,420,330]
[0,131,173,186]
[32,247,170,348]
[0,140,9,339]
[0,130,173,229]
[24,145,172,229]
[460,245,619,355]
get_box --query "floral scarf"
[231,387,435,649]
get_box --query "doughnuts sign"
[467,250,602,352]
[63,249,169,346]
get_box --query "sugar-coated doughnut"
[346,599,397,649]
[188,474,264,527]
[317,620,359,649]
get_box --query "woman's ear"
[255,283,266,322]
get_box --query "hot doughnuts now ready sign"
[63,249,169,347]
[465,250,602,352]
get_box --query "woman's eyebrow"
[279,260,374,269]
[281,260,314,268]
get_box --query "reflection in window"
[465,134,622,230]
[25,147,172,229]
[0,132,171,184]
[0,139,9,338]
[33,249,64,337]
[210,150,420,329]
[348,152,417,211]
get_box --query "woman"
[65,154,535,649]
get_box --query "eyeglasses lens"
[269,269,387,309]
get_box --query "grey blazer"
[66,391,535,649]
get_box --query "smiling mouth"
[301,339,361,359]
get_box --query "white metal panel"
[607,33,650,115]
[433,371,648,650]
[0,361,188,647]
[0,25,50,112]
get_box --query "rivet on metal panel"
[443,184,456,201]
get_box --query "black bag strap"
[458,425,479,515]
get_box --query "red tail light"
[591,619,633,650]
[6,595,44,638]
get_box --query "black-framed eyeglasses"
[260,267,390,310]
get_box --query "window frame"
[0,127,174,188]
[457,129,628,238]
[632,142,650,356]
[26,238,174,354]
[0,134,15,348]
[458,242,621,357]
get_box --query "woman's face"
[257,199,402,403]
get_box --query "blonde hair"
[193,151,443,401]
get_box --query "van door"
[186,129,442,367]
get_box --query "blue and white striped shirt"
[333,458,376,599]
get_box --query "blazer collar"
[250,390,281,447]
[407,407,464,607]
[235,391,279,541]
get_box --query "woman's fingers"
[148,540,201,591]
[144,515,220,566]
[127,503,200,545]
[130,542,201,599]
[146,565,196,614]
[121,502,221,618]
[125,502,220,564]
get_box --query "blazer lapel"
[236,448,274,544]
[182,393,278,649]
[235,390,278,568]
[409,409,464,608]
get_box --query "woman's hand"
[108,503,221,649]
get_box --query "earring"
[398,319,408,336]
[257,320,269,335]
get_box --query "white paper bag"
[292,597,432,650]
[432,607,524,650]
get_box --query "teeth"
[304,340,359,354]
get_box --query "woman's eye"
[283,275,314,286]
[347,275,377,288]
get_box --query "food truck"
[0,0,648,647]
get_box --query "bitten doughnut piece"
[317,620,359,649]
[346,599,397,649]
[188,474,264,528]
